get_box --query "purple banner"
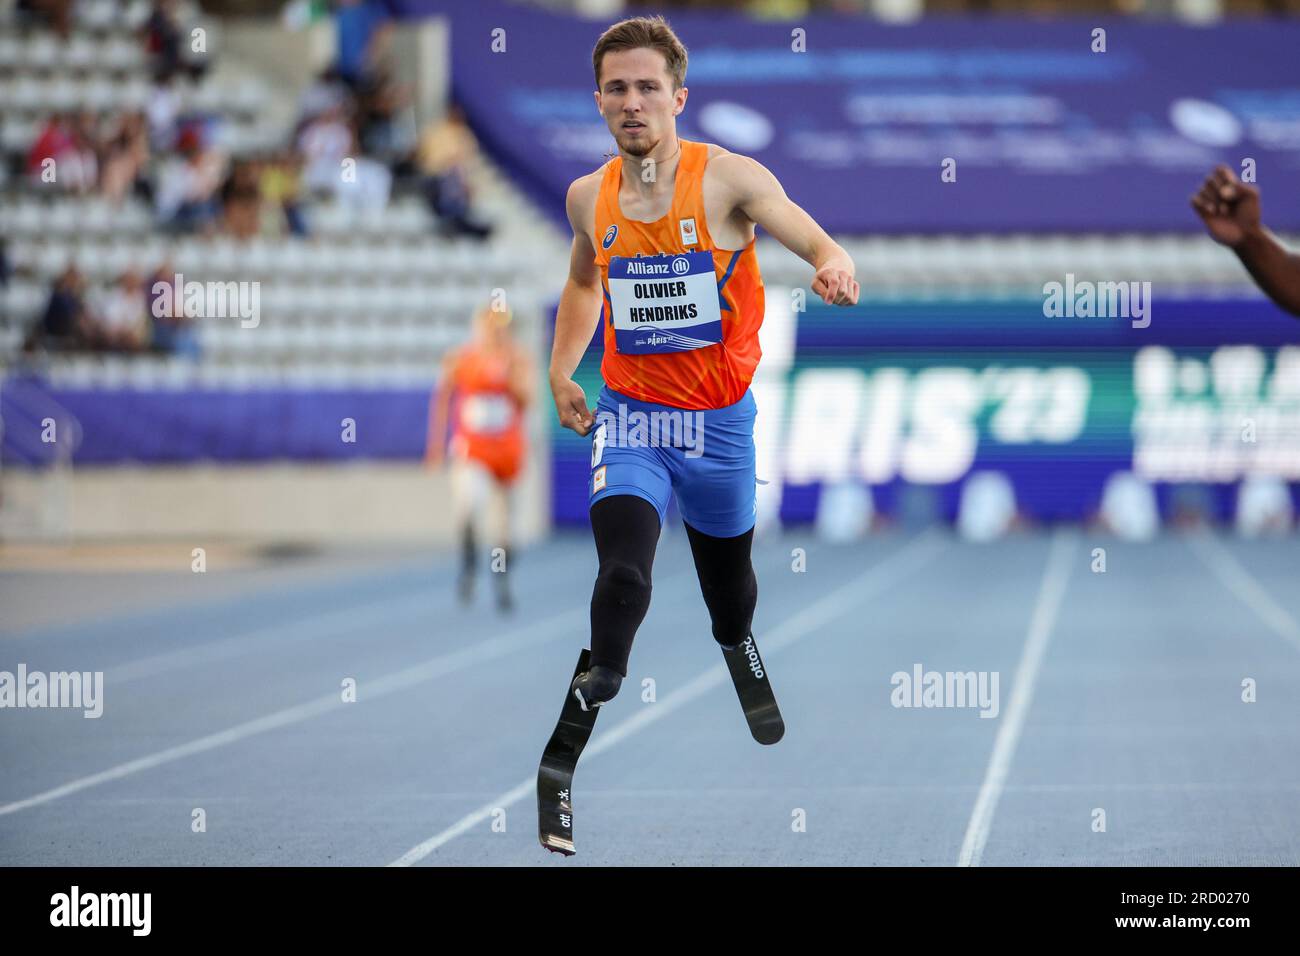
[399,0,1300,234]
[0,378,431,465]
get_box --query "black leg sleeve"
[588,494,660,677]
[683,520,758,648]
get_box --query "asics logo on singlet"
[741,635,764,680]
[602,225,618,249]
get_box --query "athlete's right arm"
[1191,166,1300,319]
[549,175,602,436]
[426,351,456,466]
[1234,230,1300,319]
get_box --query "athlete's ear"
[594,90,602,113]
[673,86,688,115]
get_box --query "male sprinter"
[1192,165,1300,318]
[537,15,858,854]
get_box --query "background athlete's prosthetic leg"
[537,649,601,855]
[493,544,514,612]
[456,521,476,604]
[684,521,784,744]
[450,457,484,605]
[450,456,516,611]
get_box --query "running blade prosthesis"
[722,632,785,745]
[537,649,600,855]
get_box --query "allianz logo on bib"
[624,260,669,275]
[623,257,691,276]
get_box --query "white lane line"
[0,559,442,642]
[107,590,445,684]
[31,541,629,684]
[387,531,949,866]
[1186,532,1300,654]
[0,602,589,818]
[0,561,716,819]
[36,550,567,683]
[957,528,1077,868]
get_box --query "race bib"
[460,393,514,434]
[608,251,723,355]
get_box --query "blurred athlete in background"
[427,303,534,611]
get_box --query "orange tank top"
[593,139,765,410]
[449,344,524,445]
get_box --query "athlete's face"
[595,48,686,159]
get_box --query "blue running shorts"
[588,384,758,537]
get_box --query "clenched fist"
[1191,165,1261,248]
[551,374,595,436]
[812,266,860,306]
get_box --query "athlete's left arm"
[722,153,859,306]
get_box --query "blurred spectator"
[355,65,416,163]
[155,127,226,233]
[24,266,93,353]
[298,103,355,196]
[100,113,152,205]
[346,15,414,161]
[143,0,185,81]
[297,104,394,211]
[26,113,97,193]
[333,0,392,89]
[337,147,393,211]
[26,110,155,203]
[94,270,151,352]
[142,0,208,84]
[25,114,72,182]
[16,0,72,38]
[295,58,403,211]
[259,151,309,237]
[297,67,351,132]
[221,159,264,240]
[147,75,183,152]
[69,112,104,193]
[417,106,492,240]
[147,262,200,357]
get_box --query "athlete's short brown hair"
[592,16,688,91]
